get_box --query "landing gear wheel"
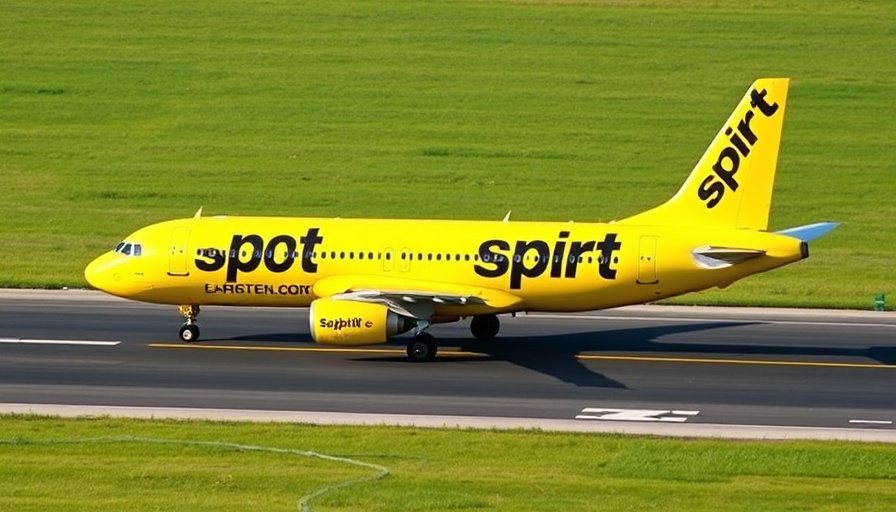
[470,314,500,340]
[406,333,437,362]
[177,305,201,343]
[179,323,200,343]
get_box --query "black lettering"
[300,228,323,273]
[698,175,725,208]
[226,234,263,282]
[696,87,782,208]
[564,241,595,278]
[195,248,225,272]
[711,146,740,192]
[596,233,622,280]
[510,240,549,289]
[735,110,757,148]
[550,232,570,278]
[474,240,510,278]
[750,88,779,117]
[264,235,296,273]
[726,125,750,157]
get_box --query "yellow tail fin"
[620,78,789,230]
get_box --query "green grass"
[1,1,894,308]
[2,415,896,511]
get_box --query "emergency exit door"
[637,236,658,284]
[168,227,191,276]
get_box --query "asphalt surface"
[2,289,895,440]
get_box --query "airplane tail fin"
[619,78,790,231]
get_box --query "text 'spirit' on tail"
[620,78,790,231]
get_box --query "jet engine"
[308,298,416,345]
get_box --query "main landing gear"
[178,304,200,342]
[406,333,437,362]
[404,314,501,363]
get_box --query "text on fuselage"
[475,232,622,289]
[195,228,323,282]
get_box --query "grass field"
[1,0,894,307]
[1,416,896,511]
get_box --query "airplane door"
[637,236,658,284]
[382,247,394,272]
[168,227,191,276]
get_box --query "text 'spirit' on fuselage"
[475,232,622,289]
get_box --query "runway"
[2,289,895,440]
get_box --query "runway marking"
[575,354,896,370]
[151,344,895,369]
[849,420,894,426]
[149,343,484,357]
[576,408,700,423]
[528,313,896,328]
[0,338,120,346]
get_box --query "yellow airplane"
[85,78,836,361]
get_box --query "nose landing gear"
[178,304,200,342]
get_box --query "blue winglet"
[775,222,839,242]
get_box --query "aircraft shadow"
[447,321,896,387]
[218,321,896,389]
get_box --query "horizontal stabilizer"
[775,222,839,242]
[692,246,765,269]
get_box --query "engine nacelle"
[309,298,416,345]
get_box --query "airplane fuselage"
[87,216,805,313]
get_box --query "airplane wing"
[312,275,524,319]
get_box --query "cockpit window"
[114,241,143,257]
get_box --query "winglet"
[502,210,512,222]
[193,207,203,219]
[775,222,839,242]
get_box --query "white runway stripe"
[0,338,120,346]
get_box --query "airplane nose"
[84,252,120,292]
